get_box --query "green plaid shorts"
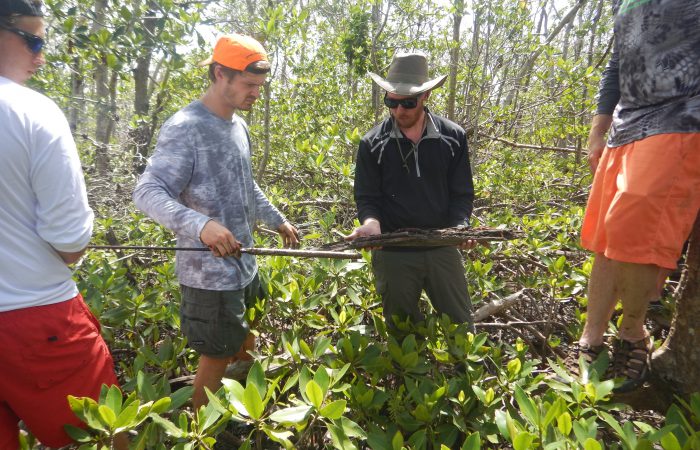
[179,275,262,358]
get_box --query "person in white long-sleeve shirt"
[0,0,126,448]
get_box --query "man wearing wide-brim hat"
[347,51,476,330]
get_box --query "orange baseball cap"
[198,34,268,71]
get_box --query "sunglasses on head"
[0,23,45,54]
[383,93,420,109]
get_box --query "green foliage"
[341,5,371,77]
[18,0,699,448]
[664,393,700,448]
[56,144,695,449]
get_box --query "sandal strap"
[563,342,608,375]
[579,343,606,364]
[610,338,650,381]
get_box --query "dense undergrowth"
[22,147,700,449]
[16,0,700,448]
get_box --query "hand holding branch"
[200,219,242,258]
[345,218,382,249]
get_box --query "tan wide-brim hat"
[369,51,447,96]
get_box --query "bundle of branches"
[323,226,523,251]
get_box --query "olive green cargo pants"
[371,247,474,330]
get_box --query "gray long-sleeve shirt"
[133,100,286,290]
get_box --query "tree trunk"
[130,0,157,172]
[463,2,481,129]
[652,213,700,395]
[256,80,272,178]
[68,39,84,133]
[472,1,491,129]
[146,65,172,153]
[92,0,112,179]
[447,0,463,121]
[370,0,383,124]
[574,0,605,168]
[503,0,586,107]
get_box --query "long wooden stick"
[87,245,362,260]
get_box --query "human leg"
[371,250,426,327]
[580,133,700,388]
[580,133,700,344]
[586,260,656,391]
[654,267,672,300]
[112,432,129,450]
[181,277,262,409]
[192,332,256,410]
[616,261,659,341]
[423,247,474,329]
[579,253,619,346]
[578,257,661,385]
[230,332,256,362]
[193,355,230,410]
[578,142,622,352]
[230,276,263,363]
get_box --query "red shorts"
[0,294,119,448]
[581,133,700,268]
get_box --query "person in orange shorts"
[0,0,127,447]
[574,0,700,392]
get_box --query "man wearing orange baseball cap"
[134,34,299,409]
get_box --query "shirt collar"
[389,108,440,139]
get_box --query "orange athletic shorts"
[0,294,119,448]
[581,133,700,269]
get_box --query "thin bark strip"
[87,245,361,260]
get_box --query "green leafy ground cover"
[15,0,699,448]
[20,147,700,449]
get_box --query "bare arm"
[588,114,613,173]
[55,248,87,265]
[588,34,619,174]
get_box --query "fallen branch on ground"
[473,289,530,322]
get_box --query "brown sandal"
[563,342,610,379]
[608,337,650,393]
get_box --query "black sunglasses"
[0,23,45,54]
[383,94,420,109]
